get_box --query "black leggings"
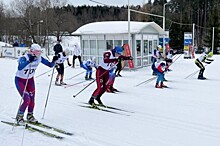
[115,61,122,75]
[72,55,82,66]
[56,63,64,75]
[195,59,205,77]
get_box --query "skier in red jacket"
[88,46,132,107]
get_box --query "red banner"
[123,44,134,69]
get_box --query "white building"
[72,21,166,68]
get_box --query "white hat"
[30,43,42,57]
[31,43,41,50]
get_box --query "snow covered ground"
[0,54,220,146]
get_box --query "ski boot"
[117,74,122,77]
[202,77,207,80]
[152,72,157,76]
[88,97,96,107]
[198,75,206,80]
[16,113,25,126]
[106,87,115,93]
[163,78,168,82]
[95,97,106,107]
[89,75,94,80]
[27,112,38,123]
[85,75,89,80]
[112,87,119,92]
[55,78,61,86]
[60,81,67,85]
[160,82,168,88]
[155,83,162,88]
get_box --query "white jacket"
[73,44,82,56]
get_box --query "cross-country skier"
[88,45,133,107]
[107,46,123,93]
[53,39,63,55]
[195,52,214,80]
[15,43,58,125]
[151,45,162,75]
[114,46,124,77]
[152,59,172,88]
[80,56,98,80]
[55,49,71,85]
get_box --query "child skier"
[195,52,214,80]
[15,43,58,125]
[151,45,162,75]
[152,59,172,88]
[88,45,133,107]
[80,56,98,80]
[55,48,72,85]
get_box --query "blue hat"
[114,46,123,55]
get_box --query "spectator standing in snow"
[72,43,82,68]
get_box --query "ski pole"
[72,70,109,98]
[48,66,69,77]
[66,69,96,80]
[42,66,56,119]
[64,80,88,88]
[135,76,157,87]
[172,54,182,63]
[35,66,68,78]
[65,71,85,80]
[73,79,96,98]
[35,68,53,78]
[12,64,32,131]
[184,70,200,79]
[73,63,118,98]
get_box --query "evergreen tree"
[204,0,220,54]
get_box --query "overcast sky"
[3,0,148,7]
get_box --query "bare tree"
[9,0,41,45]
[37,0,68,43]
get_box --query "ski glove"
[118,55,133,61]
[55,64,60,68]
[127,56,133,60]
[29,55,36,63]
[52,55,59,62]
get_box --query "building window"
[153,40,158,50]
[136,40,141,56]
[149,40,153,54]
[106,40,113,49]
[97,40,105,56]
[97,40,105,63]
[90,40,96,55]
[114,40,122,47]
[123,40,128,45]
[83,40,90,55]
[143,40,148,56]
